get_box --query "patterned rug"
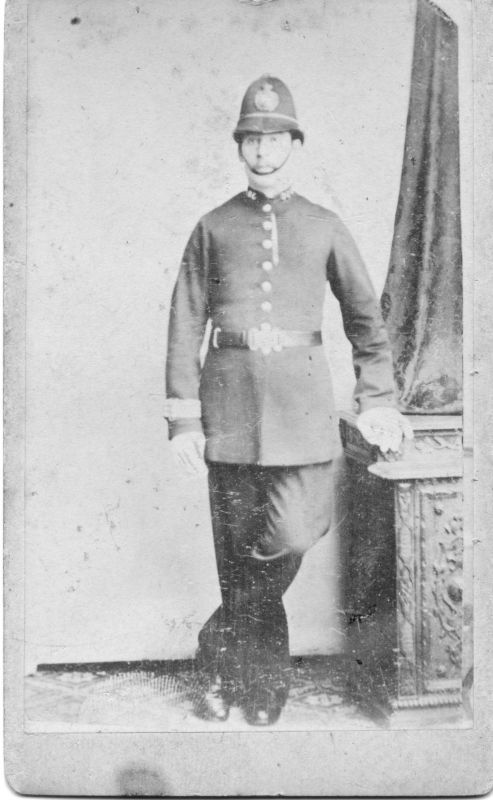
[25,656,384,732]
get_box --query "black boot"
[195,675,231,722]
[242,685,287,726]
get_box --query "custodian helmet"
[233,75,304,144]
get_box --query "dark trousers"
[197,461,333,706]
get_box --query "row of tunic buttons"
[261,203,273,313]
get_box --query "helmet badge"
[254,82,280,112]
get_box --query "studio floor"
[24,656,470,733]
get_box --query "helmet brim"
[233,115,304,144]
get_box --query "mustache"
[249,151,292,176]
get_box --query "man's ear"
[237,142,245,162]
[292,138,302,152]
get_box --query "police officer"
[165,75,412,726]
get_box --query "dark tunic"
[166,189,395,465]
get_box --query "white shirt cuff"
[164,398,202,421]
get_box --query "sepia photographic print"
[4,0,492,794]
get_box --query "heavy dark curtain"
[381,0,462,414]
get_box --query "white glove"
[357,407,414,454]
[170,431,207,475]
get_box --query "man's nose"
[256,138,269,156]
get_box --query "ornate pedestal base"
[339,412,463,711]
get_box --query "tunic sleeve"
[165,219,210,437]
[326,215,396,413]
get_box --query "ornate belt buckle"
[247,324,283,355]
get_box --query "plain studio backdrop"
[23,0,466,673]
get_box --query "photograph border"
[4,0,492,794]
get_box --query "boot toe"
[243,689,285,726]
[195,678,231,722]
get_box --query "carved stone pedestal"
[339,412,463,711]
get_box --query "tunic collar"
[245,186,295,203]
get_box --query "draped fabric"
[381,0,462,414]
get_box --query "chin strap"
[250,148,293,177]
[244,158,294,199]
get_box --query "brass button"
[261,281,272,293]
[261,301,272,312]
[262,239,273,250]
[262,220,273,231]
[262,203,272,213]
[262,261,273,272]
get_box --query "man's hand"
[170,431,207,475]
[357,407,414,454]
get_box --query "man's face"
[239,131,293,175]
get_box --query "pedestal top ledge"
[339,410,463,481]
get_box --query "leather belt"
[211,326,322,355]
